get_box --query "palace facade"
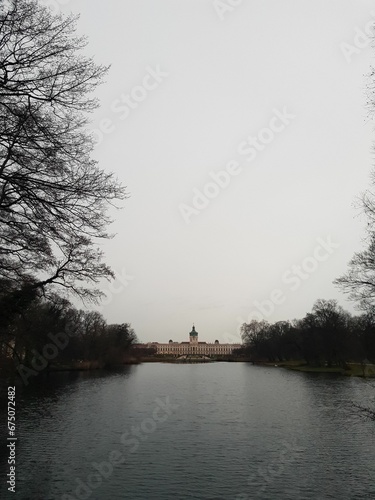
[136,325,242,357]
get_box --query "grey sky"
[51,0,374,342]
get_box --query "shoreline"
[2,359,374,378]
[258,361,375,378]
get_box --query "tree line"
[237,299,375,367]
[0,292,137,372]
[0,295,137,369]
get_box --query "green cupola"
[189,324,198,337]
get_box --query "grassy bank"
[262,361,375,377]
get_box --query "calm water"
[1,363,375,500]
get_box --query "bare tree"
[335,61,375,308]
[334,234,375,308]
[0,0,127,307]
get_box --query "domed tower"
[189,324,198,344]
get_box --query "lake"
[1,363,375,499]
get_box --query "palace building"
[136,325,242,357]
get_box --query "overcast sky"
[52,0,375,343]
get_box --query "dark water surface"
[1,363,375,499]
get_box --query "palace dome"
[189,325,198,336]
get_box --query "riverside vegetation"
[0,294,138,380]
[237,299,375,377]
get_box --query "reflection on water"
[0,364,374,500]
